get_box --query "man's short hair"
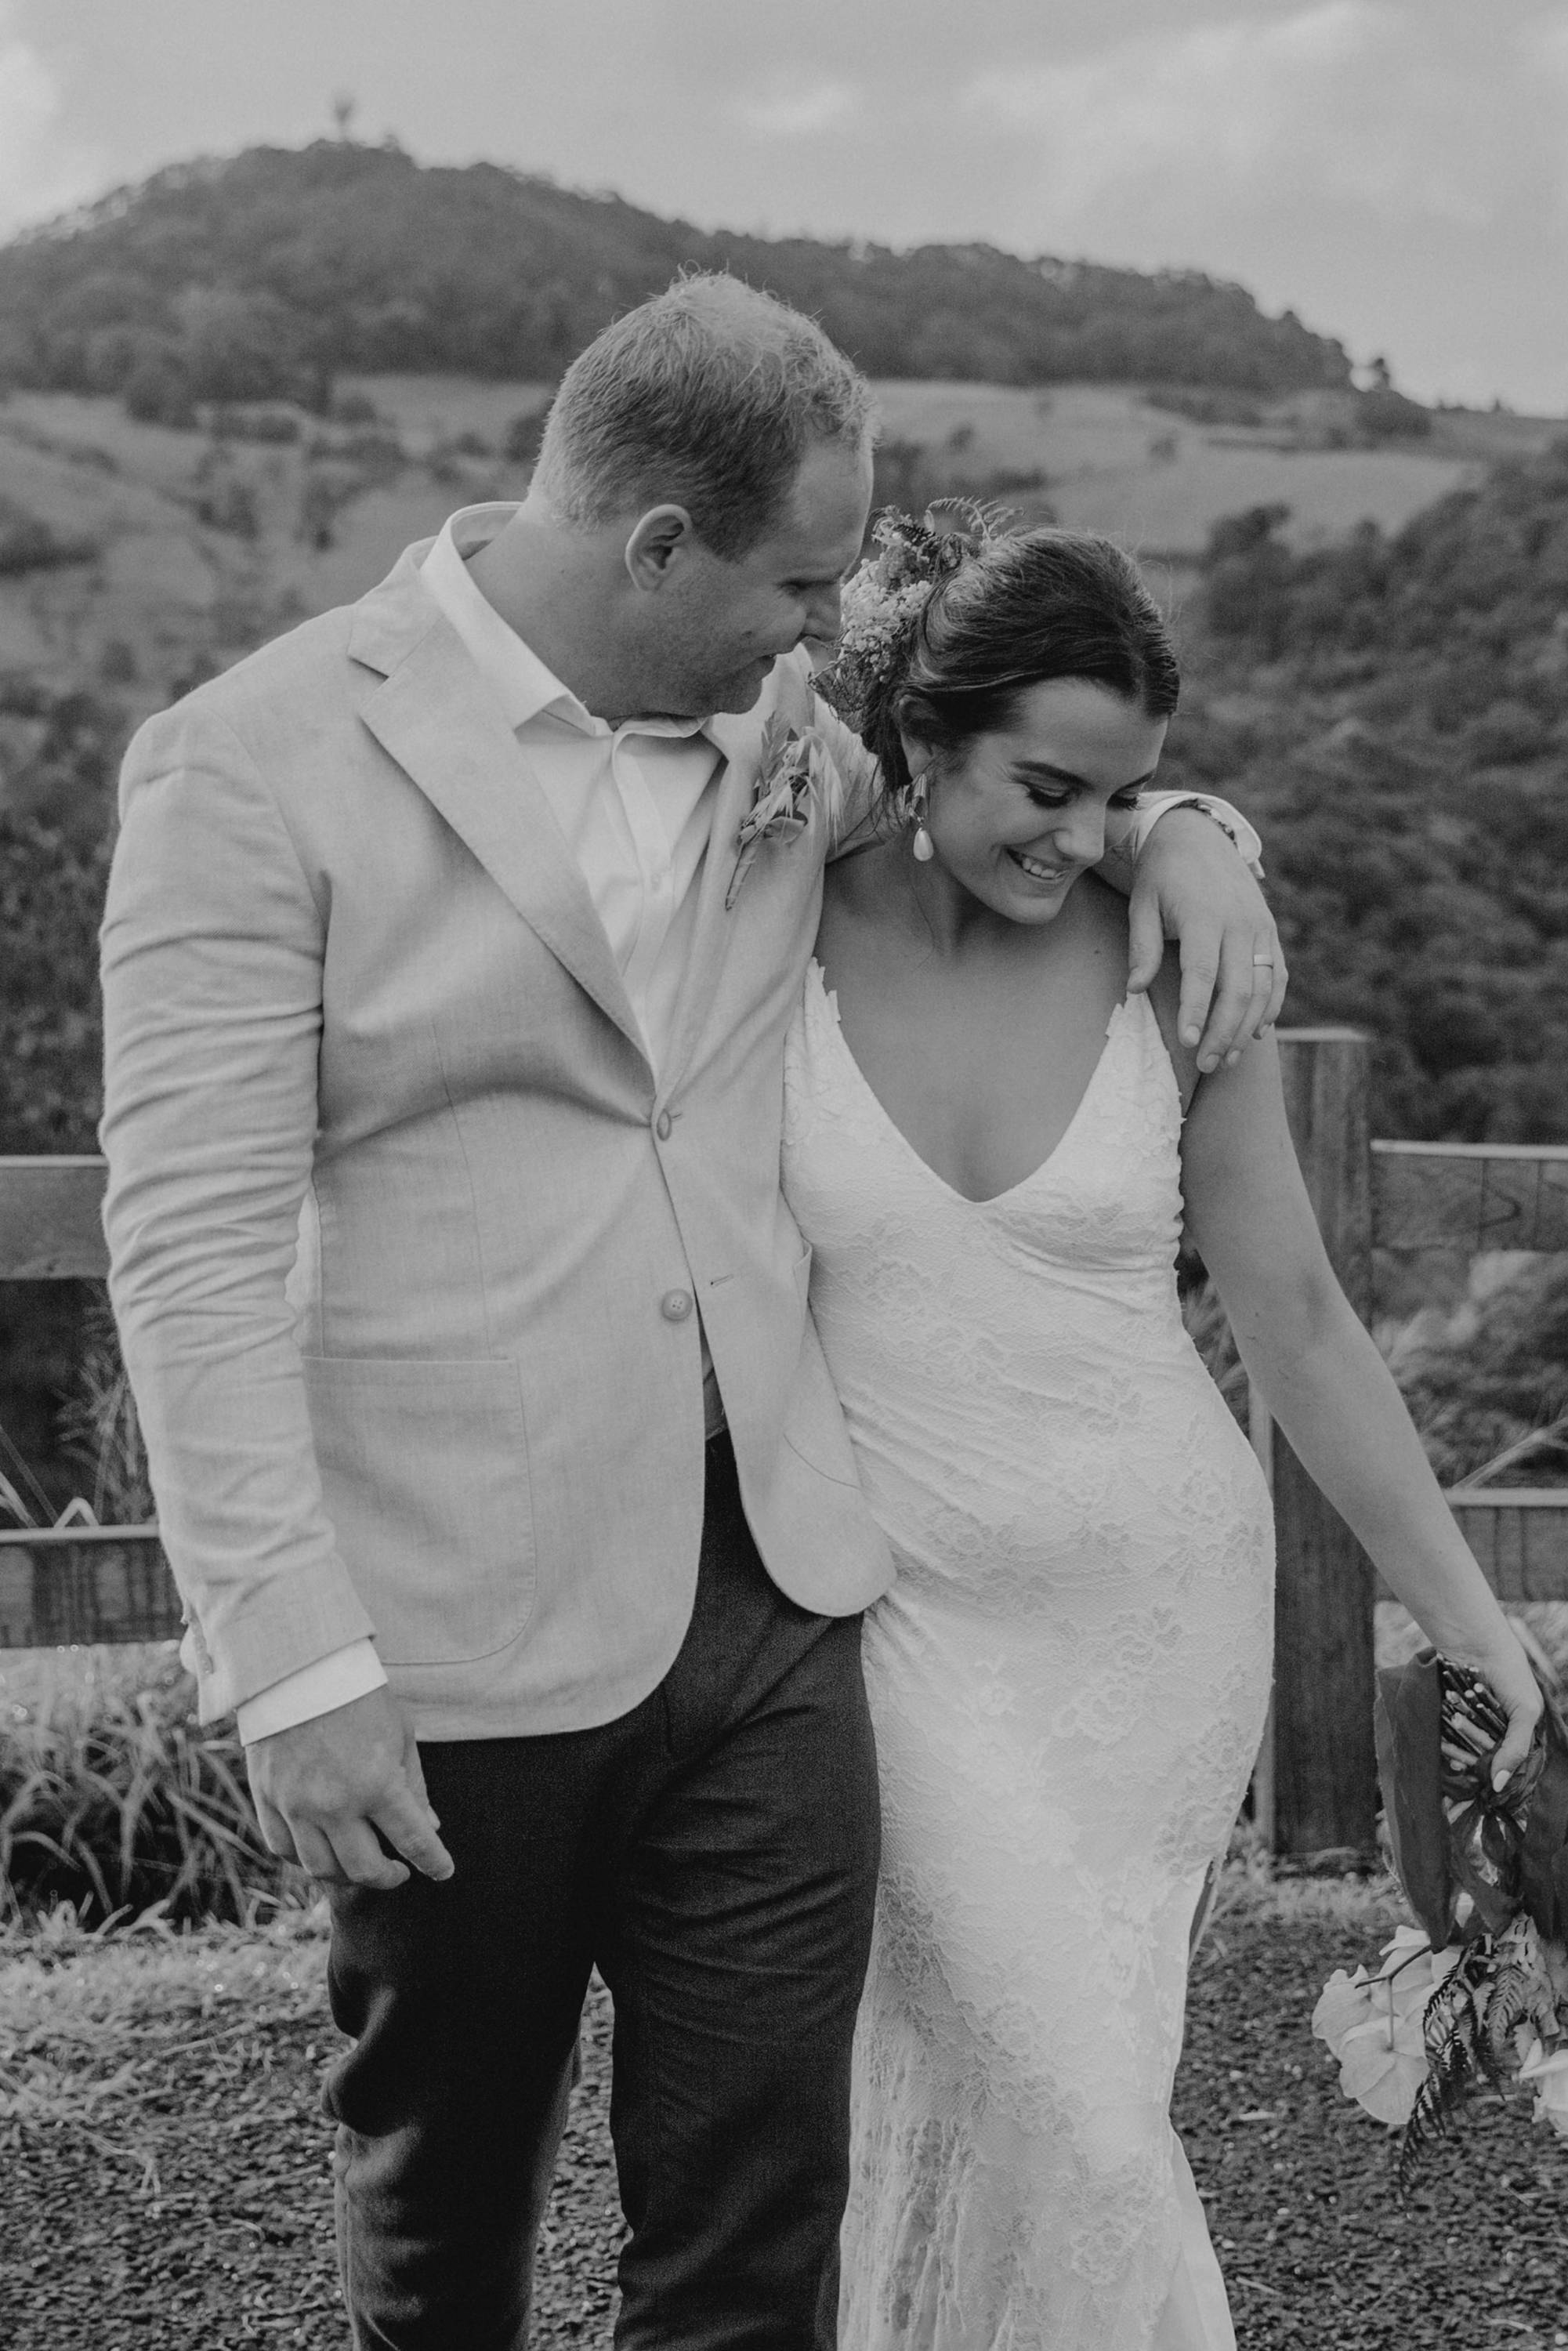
[534,274,872,560]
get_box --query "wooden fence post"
[1263,1028,1379,1859]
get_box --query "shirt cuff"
[1126,789,1263,877]
[237,1637,387,1746]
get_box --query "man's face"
[648,433,873,716]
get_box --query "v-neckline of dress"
[808,959,1132,1211]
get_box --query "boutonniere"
[725,717,830,910]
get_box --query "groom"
[100,275,1279,2348]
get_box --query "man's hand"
[246,1686,454,1891]
[1126,809,1287,1071]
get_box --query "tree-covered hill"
[0,139,1353,416]
[1164,437,1568,1142]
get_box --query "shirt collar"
[419,502,709,744]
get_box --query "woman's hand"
[1124,809,1286,1072]
[1441,1626,1545,1790]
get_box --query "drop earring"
[910,771,935,863]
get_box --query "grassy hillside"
[0,386,534,723]
[1,375,1531,718]
[869,380,1494,561]
[0,141,1358,411]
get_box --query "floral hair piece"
[813,503,999,734]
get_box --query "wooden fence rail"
[2,1055,1566,1858]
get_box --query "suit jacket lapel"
[352,579,648,1067]
[660,712,761,1090]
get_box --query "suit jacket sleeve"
[1093,791,1262,897]
[806,683,883,849]
[100,701,375,1721]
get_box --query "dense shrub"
[209,404,301,444]
[0,501,96,576]
[1356,386,1432,440]
[0,1651,295,1925]
[1166,440,1568,1143]
[1382,1259,1568,1488]
[0,683,124,1152]
[0,140,1355,398]
[122,350,197,429]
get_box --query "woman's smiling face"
[907,676,1168,923]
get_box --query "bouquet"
[1313,1652,1568,2190]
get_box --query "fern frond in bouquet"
[1313,1650,1568,2186]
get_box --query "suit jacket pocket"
[302,1354,536,1668]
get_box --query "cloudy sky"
[3,0,1565,411]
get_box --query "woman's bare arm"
[1177,1036,1543,1783]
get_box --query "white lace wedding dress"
[780,965,1275,2350]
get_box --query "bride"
[780,517,1541,2349]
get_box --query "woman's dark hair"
[863,527,1180,805]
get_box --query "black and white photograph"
[1,5,1566,2346]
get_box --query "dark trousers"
[324,1435,880,2350]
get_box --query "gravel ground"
[1177,1885,1568,2349]
[3,1884,1565,2349]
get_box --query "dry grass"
[0,1303,298,1929]
[0,1645,304,1927]
[868,379,1485,557]
[0,1899,327,2152]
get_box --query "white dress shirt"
[237,502,1262,1744]
[422,504,728,1070]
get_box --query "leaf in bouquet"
[1432,1658,1566,1953]
[1375,1930,1461,2019]
[1311,1966,1375,2052]
[1480,1947,1558,2073]
[756,713,790,772]
[1335,2007,1429,2125]
[1446,1793,1524,1936]
[1375,1652,1452,1948]
[1519,1686,1568,1947]
[1397,1940,1498,2197]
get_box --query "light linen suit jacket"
[100,540,893,1738]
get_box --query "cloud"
[965,2,1566,239]
[1520,3,1568,202]
[0,10,104,235]
[733,81,860,139]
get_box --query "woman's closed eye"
[1023,784,1144,813]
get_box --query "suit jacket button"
[661,1289,693,1323]
[655,1110,673,1141]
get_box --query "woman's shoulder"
[1067,880,1199,1104]
[1070,871,1136,979]
[1146,944,1202,1111]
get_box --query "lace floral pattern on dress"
[781,967,1274,2349]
